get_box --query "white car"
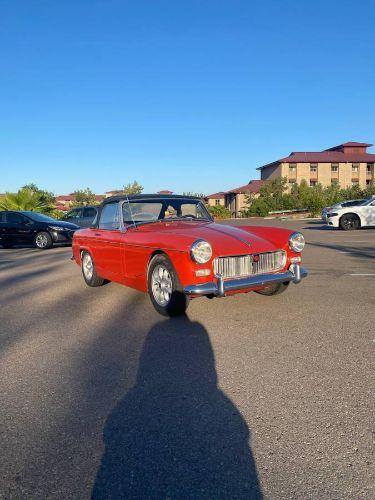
[321,199,364,223]
[326,196,375,230]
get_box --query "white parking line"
[347,273,375,276]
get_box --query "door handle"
[94,233,102,236]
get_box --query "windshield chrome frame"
[360,197,375,206]
[119,198,213,230]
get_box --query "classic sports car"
[72,194,308,316]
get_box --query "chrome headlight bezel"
[288,232,305,253]
[190,239,212,264]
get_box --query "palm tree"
[0,188,54,213]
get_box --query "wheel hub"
[151,265,172,306]
[36,234,48,247]
[82,254,94,280]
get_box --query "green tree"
[21,183,56,206]
[123,181,144,195]
[243,197,271,217]
[0,188,54,213]
[71,188,98,207]
[182,192,206,198]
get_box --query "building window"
[366,179,372,186]
[331,179,339,186]
[352,180,359,186]
[289,163,297,175]
[331,163,339,172]
[310,163,318,174]
[367,163,374,174]
[288,179,296,184]
[215,199,221,206]
[310,180,317,187]
[352,163,359,173]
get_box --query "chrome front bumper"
[184,264,308,297]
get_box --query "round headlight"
[190,240,212,263]
[288,232,305,252]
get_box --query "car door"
[92,202,124,280]
[361,200,375,226]
[81,207,97,228]
[5,212,35,243]
[0,212,7,244]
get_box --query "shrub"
[208,205,231,219]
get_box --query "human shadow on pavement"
[92,318,262,499]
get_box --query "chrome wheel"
[151,265,173,306]
[35,233,48,248]
[82,252,94,280]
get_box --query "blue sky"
[1,0,375,195]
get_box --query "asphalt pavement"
[0,219,374,499]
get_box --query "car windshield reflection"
[122,199,212,226]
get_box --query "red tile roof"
[157,190,173,194]
[326,142,372,150]
[56,195,74,201]
[257,142,375,170]
[206,191,225,199]
[56,194,105,202]
[282,151,375,163]
[227,180,263,194]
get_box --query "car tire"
[148,254,189,317]
[34,231,53,249]
[254,282,289,296]
[339,213,360,231]
[81,251,106,287]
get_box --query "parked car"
[72,194,307,316]
[325,196,375,230]
[322,199,365,222]
[0,211,80,249]
[63,206,98,228]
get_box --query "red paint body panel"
[72,221,302,294]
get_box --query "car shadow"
[308,241,375,260]
[303,221,375,231]
[302,221,332,231]
[0,243,72,250]
[92,317,263,499]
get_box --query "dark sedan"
[0,211,80,249]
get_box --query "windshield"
[21,211,57,222]
[360,197,375,206]
[122,198,211,225]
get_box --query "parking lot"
[1,219,374,499]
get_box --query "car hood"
[46,220,80,230]
[139,221,281,255]
[332,206,361,214]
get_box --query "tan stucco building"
[206,180,263,217]
[205,192,226,207]
[257,142,375,190]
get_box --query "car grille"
[213,251,286,279]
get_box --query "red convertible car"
[72,194,307,316]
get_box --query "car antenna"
[126,193,137,230]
